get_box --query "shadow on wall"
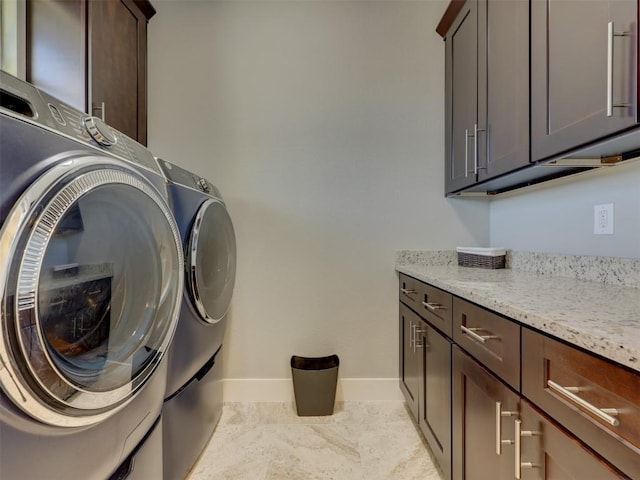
[445,196,491,246]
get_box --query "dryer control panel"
[157,159,222,199]
[0,71,161,175]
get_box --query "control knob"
[198,178,210,192]
[82,116,117,147]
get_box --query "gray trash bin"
[290,354,339,416]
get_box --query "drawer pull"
[515,419,542,479]
[495,402,517,455]
[422,301,445,312]
[547,380,620,427]
[460,325,499,344]
[401,288,416,296]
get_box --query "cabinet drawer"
[519,400,625,480]
[398,273,422,311]
[522,328,640,479]
[453,297,520,390]
[415,282,453,338]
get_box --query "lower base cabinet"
[399,303,420,420]
[452,346,625,480]
[418,322,452,479]
[399,302,452,479]
[453,346,519,480]
[399,274,635,480]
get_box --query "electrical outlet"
[594,203,614,235]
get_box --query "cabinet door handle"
[547,379,620,426]
[473,123,478,175]
[422,301,445,312]
[410,322,415,352]
[495,401,517,455]
[514,419,542,479]
[460,325,499,344]
[464,128,470,177]
[92,101,106,121]
[414,327,425,349]
[401,288,416,296]
[473,123,487,174]
[607,21,631,117]
[465,128,478,175]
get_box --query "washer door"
[186,198,236,324]
[0,156,183,427]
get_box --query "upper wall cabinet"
[441,0,529,195]
[26,0,155,145]
[531,0,638,162]
[444,0,478,193]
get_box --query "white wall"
[490,161,640,258]
[148,1,489,384]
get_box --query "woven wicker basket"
[456,247,506,269]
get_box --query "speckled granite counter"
[395,252,640,374]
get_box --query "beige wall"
[148,1,489,381]
[490,161,640,258]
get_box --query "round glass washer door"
[0,156,183,427]
[187,198,237,324]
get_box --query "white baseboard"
[222,378,403,403]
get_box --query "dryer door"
[0,156,183,427]
[186,198,237,324]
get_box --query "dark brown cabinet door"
[444,0,529,194]
[418,323,452,479]
[531,0,638,162]
[445,0,478,194]
[25,0,153,145]
[518,400,625,480]
[452,346,519,480]
[399,303,420,419]
[89,0,150,144]
[478,0,529,181]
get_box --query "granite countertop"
[395,251,640,374]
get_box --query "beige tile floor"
[187,401,445,480]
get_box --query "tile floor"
[187,401,445,480]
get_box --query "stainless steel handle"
[607,21,631,117]
[410,322,415,352]
[607,21,614,116]
[474,123,486,174]
[422,301,445,312]
[495,402,517,455]
[547,379,620,426]
[515,419,542,479]
[465,128,477,175]
[414,327,425,349]
[464,128,470,177]
[92,101,106,121]
[401,288,416,296]
[460,325,499,344]
[474,123,478,174]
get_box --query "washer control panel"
[0,70,161,175]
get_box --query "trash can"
[290,354,339,416]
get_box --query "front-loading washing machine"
[157,160,237,480]
[0,71,184,479]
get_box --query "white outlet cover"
[594,203,614,235]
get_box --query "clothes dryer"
[0,72,184,479]
[157,160,236,480]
